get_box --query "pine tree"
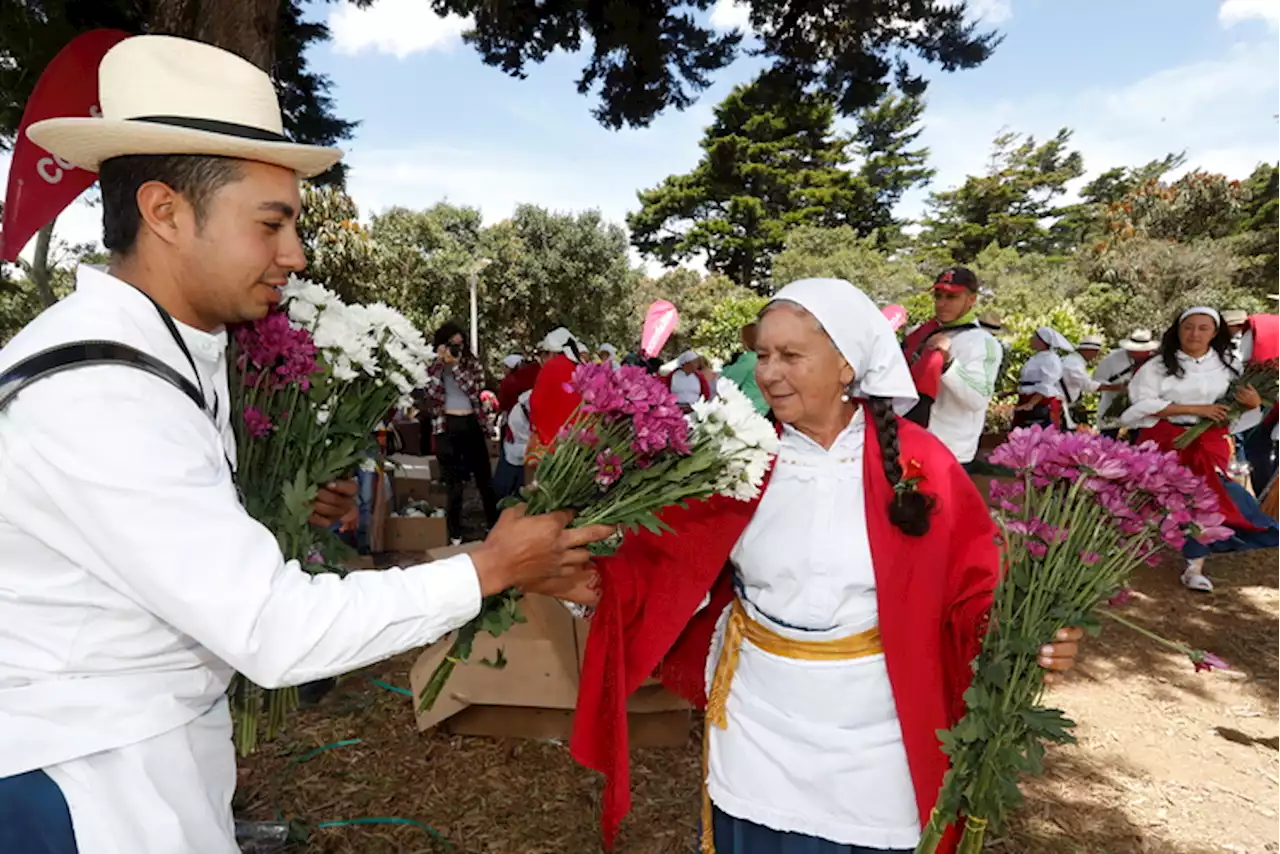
[851,94,934,242]
[629,80,880,290]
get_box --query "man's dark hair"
[99,154,244,255]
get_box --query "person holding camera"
[421,321,500,544]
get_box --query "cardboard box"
[392,476,448,508]
[383,515,449,553]
[409,545,689,746]
[390,453,442,483]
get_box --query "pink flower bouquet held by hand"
[416,365,778,713]
[916,427,1231,854]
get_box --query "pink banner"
[641,299,678,358]
[882,304,908,332]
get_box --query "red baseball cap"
[931,266,980,294]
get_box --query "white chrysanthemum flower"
[691,377,779,502]
[281,275,342,329]
[316,405,332,425]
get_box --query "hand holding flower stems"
[416,369,778,714]
[1174,359,1278,450]
[915,427,1233,854]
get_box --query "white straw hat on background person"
[1119,329,1159,353]
[1076,334,1104,350]
[27,35,341,178]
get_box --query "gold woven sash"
[700,598,884,853]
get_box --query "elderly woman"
[668,350,713,409]
[1122,307,1278,592]
[542,279,1082,854]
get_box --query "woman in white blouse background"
[1122,307,1278,591]
[1013,327,1072,428]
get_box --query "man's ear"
[135,181,188,247]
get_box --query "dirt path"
[236,548,1278,854]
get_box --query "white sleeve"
[1120,359,1170,427]
[1020,352,1064,399]
[939,332,1001,412]
[1063,354,1099,396]
[10,375,481,689]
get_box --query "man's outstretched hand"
[309,479,358,528]
[470,506,613,597]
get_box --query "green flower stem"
[1099,609,1198,657]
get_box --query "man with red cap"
[901,267,1002,468]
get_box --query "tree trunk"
[31,219,58,308]
[149,0,281,71]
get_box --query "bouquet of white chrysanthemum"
[227,275,432,754]
[417,372,778,713]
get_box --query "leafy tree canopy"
[433,0,997,129]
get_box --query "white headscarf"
[501,354,524,370]
[769,278,919,414]
[1179,306,1221,326]
[539,327,582,362]
[1036,326,1075,352]
[676,350,700,367]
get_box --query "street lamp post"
[468,257,492,355]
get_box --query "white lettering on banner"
[34,104,100,185]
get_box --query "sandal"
[1181,570,1214,592]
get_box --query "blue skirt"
[0,770,79,853]
[1184,477,1279,559]
[711,807,913,854]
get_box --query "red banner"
[0,29,131,262]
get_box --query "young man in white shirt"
[0,36,608,854]
[902,267,1003,468]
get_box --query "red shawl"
[1140,421,1262,532]
[1240,315,1277,441]
[529,354,581,446]
[904,320,947,400]
[570,407,1000,851]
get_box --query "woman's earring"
[840,384,853,403]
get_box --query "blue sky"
[5,0,1278,263]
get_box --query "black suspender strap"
[130,287,218,419]
[0,340,206,414]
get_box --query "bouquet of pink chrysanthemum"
[417,363,778,712]
[227,275,432,754]
[916,427,1232,854]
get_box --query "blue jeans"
[0,770,79,853]
[710,806,911,853]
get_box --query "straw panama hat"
[1120,329,1158,352]
[27,35,341,178]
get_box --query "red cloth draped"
[569,408,1000,852]
[903,320,946,400]
[529,354,580,446]
[498,361,541,414]
[1140,420,1261,533]
[1256,314,1280,434]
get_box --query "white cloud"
[899,38,1279,217]
[328,0,469,59]
[962,0,1014,25]
[1219,0,1280,29]
[709,0,753,32]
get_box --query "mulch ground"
[236,536,1278,854]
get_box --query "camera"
[448,343,462,358]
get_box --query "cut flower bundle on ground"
[916,426,1233,854]
[416,369,778,713]
[228,275,433,754]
